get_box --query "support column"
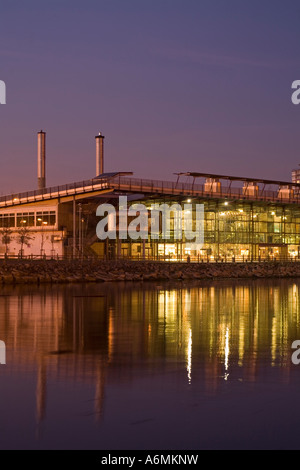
[73,197,76,259]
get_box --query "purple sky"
[0,0,300,194]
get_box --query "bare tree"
[40,231,45,257]
[1,227,13,257]
[17,227,33,258]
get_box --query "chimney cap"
[95,132,105,138]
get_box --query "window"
[36,211,56,227]
[0,213,15,228]
[16,213,34,227]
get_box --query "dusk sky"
[0,0,300,194]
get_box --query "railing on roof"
[0,174,300,208]
[0,178,110,208]
[111,176,300,205]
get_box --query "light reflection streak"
[224,327,230,381]
[187,328,192,384]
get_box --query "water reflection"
[0,279,300,443]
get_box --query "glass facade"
[105,199,300,262]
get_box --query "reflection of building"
[1,132,300,261]
[0,289,110,423]
[0,281,299,423]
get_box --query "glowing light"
[187,329,192,384]
[224,327,230,381]
[224,202,229,206]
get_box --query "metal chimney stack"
[95,132,105,176]
[37,130,46,190]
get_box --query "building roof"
[176,172,300,187]
[93,172,133,180]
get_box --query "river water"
[0,279,300,450]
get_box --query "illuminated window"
[36,211,56,226]
[17,212,34,227]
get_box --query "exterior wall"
[0,229,65,257]
[0,204,65,257]
[57,201,75,232]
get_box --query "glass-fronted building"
[1,171,300,261]
[94,172,300,262]
[103,198,300,262]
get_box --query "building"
[1,132,300,262]
[292,167,300,184]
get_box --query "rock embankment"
[1,260,300,284]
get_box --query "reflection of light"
[158,290,177,321]
[187,329,192,384]
[238,317,245,367]
[271,316,277,366]
[108,307,114,363]
[184,291,191,312]
[224,327,230,381]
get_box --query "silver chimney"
[37,130,46,189]
[95,132,105,176]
